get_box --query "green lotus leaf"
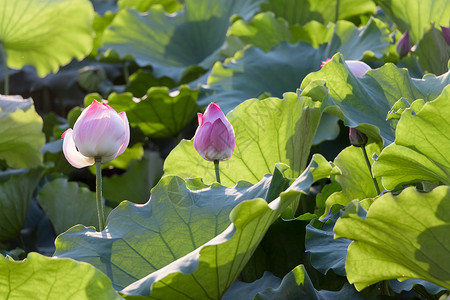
[374,0,450,43]
[107,86,199,138]
[0,0,94,77]
[301,54,450,144]
[37,178,99,235]
[165,93,322,186]
[0,167,46,241]
[200,17,390,113]
[0,252,120,299]
[373,85,450,190]
[0,95,45,168]
[260,0,376,26]
[102,0,263,81]
[54,155,333,298]
[334,186,450,291]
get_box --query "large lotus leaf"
[199,18,390,113]
[164,93,322,186]
[122,156,333,298]
[301,54,450,144]
[0,167,46,241]
[37,178,99,235]
[54,155,333,298]
[260,0,376,26]
[334,186,450,291]
[413,25,450,76]
[373,85,450,190]
[102,0,263,81]
[0,0,94,77]
[0,95,45,168]
[0,252,120,299]
[103,151,164,206]
[322,137,383,217]
[107,86,199,138]
[374,0,450,43]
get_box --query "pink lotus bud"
[441,26,450,45]
[194,103,235,161]
[62,100,130,168]
[396,31,411,58]
[321,59,371,78]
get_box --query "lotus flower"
[321,59,371,78]
[194,103,235,161]
[62,100,130,168]
[397,31,411,58]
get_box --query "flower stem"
[214,160,221,184]
[361,145,381,195]
[95,157,105,231]
[1,44,9,95]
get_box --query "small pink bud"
[441,26,450,45]
[62,100,130,168]
[397,31,411,58]
[194,103,235,161]
[321,58,371,78]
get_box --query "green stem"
[335,0,340,23]
[95,157,105,231]
[123,62,129,85]
[1,44,9,95]
[361,145,381,195]
[214,160,221,184]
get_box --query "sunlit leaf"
[373,85,450,189]
[0,0,94,77]
[0,95,45,168]
[334,186,450,290]
[0,252,120,299]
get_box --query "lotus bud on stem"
[193,103,235,184]
[349,128,381,195]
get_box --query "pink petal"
[345,60,372,78]
[194,122,213,160]
[197,113,204,126]
[202,102,228,125]
[62,129,95,168]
